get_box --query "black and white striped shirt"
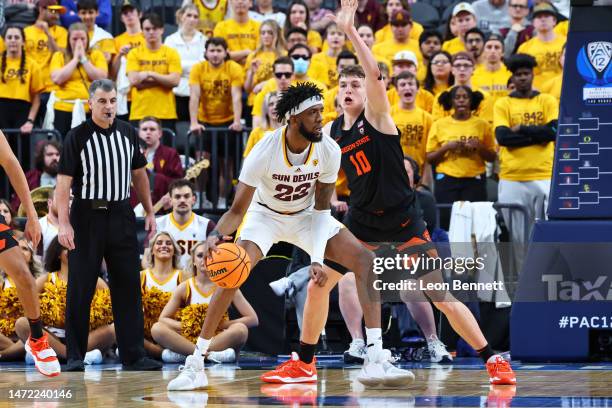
[59,119,147,201]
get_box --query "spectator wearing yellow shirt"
[494,54,558,245]
[285,26,309,50]
[472,34,512,106]
[432,52,494,125]
[417,30,442,84]
[423,51,454,96]
[310,23,346,89]
[427,86,496,228]
[184,0,228,38]
[284,1,323,53]
[111,1,143,80]
[390,71,433,188]
[356,24,391,72]
[387,51,434,113]
[322,51,358,124]
[372,10,422,69]
[465,28,485,66]
[50,23,107,136]
[516,2,565,91]
[442,3,477,55]
[540,44,564,101]
[244,20,285,111]
[24,0,68,124]
[126,13,181,124]
[77,0,115,64]
[0,26,45,141]
[374,0,424,44]
[244,91,282,157]
[189,37,244,208]
[252,56,295,128]
[213,0,260,65]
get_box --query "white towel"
[42,91,56,130]
[89,25,113,50]
[116,56,130,116]
[70,99,86,128]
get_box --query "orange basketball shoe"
[486,355,516,385]
[25,334,60,377]
[261,352,317,384]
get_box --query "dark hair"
[465,27,485,41]
[382,0,412,22]
[377,61,390,76]
[336,50,357,66]
[288,43,312,58]
[89,79,116,98]
[141,12,164,29]
[339,64,365,79]
[438,85,484,111]
[34,140,62,172]
[0,199,16,228]
[423,50,454,93]
[139,115,162,130]
[1,25,26,84]
[285,26,308,41]
[504,53,537,73]
[284,1,311,36]
[276,82,323,123]
[168,179,196,196]
[395,70,419,88]
[419,29,443,46]
[484,33,504,48]
[274,56,294,70]
[452,51,475,65]
[403,155,420,184]
[206,36,229,51]
[77,0,98,11]
[44,236,65,272]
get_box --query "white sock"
[195,337,211,357]
[365,327,383,361]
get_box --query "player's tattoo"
[314,181,336,210]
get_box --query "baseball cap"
[452,2,476,17]
[392,50,418,68]
[38,0,66,14]
[120,0,140,11]
[390,9,412,26]
[532,2,558,18]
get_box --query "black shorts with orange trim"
[0,214,19,254]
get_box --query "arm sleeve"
[495,126,537,147]
[519,120,558,142]
[504,29,518,59]
[317,142,341,184]
[58,128,80,176]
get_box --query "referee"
[56,79,161,371]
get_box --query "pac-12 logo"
[577,41,612,85]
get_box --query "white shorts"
[238,203,343,257]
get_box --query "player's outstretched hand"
[204,231,233,261]
[329,0,358,33]
[310,263,328,287]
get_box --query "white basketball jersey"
[142,269,182,292]
[239,126,341,213]
[186,277,216,305]
[156,213,212,269]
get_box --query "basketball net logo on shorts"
[577,41,612,104]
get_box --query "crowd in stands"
[0,0,567,362]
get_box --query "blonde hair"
[65,23,89,60]
[18,237,43,278]
[145,232,182,269]
[189,241,206,277]
[255,19,285,56]
[175,4,199,27]
[261,91,280,129]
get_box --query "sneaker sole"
[490,377,517,385]
[382,374,415,388]
[167,382,208,391]
[25,343,60,377]
[261,375,317,384]
[356,375,384,387]
[431,356,453,364]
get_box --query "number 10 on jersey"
[349,151,371,176]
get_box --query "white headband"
[285,95,323,119]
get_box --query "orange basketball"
[205,243,251,289]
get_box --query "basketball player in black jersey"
[326,0,516,385]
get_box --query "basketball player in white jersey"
[167,82,414,390]
[155,180,215,269]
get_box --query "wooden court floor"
[1,360,611,407]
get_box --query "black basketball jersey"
[331,110,416,214]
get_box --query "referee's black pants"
[65,198,146,365]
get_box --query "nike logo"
[300,368,314,376]
[400,218,411,228]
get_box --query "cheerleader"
[0,237,42,360]
[140,232,185,359]
[151,241,258,363]
[14,237,114,364]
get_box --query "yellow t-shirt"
[114,31,145,53]
[189,60,245,124]
[553,20,568,37]
[372,39,422,70]
[311,52,338,89]
[471,65,512,106]
[0,57,44,103]
[387,87,434,113]
[374,22,424,44]
[245,50,279,106]
[323,86,339,124]
[540,74,562,101]
[194,0,228,37]
[243,126,272,157]
[427,115,495,178]
[0,37,4,53]
[213,18,260,54]
[442,37,466,55]
[252,76,327,117]
[517,35,566,91]
[24,24,68,92]
[391,104,432,170]
[494,93,559,181]
[89,31,116,58]
[50,50,108,112]
[431,86,494,125]
[126,44,182,120]
[307,30,322,51]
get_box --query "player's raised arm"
[331,0,390,115]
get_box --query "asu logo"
[313,159,318,166]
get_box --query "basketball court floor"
[1,356,610,407]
